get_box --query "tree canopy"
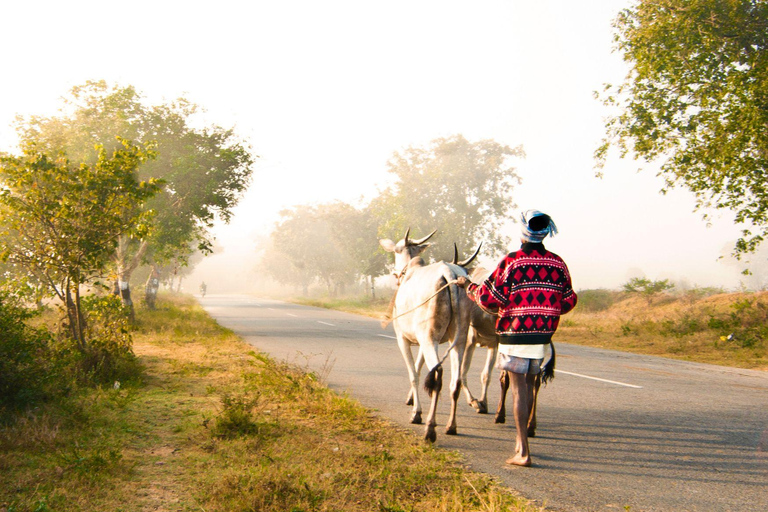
[15,80,255,272]
[0,139,159,346]
[374,134,523,261]
[13,81,255,309]
[597,0,768,255]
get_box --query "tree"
[267,203,359,296]
[14,81,255,310]
[597,0,768,255]
[0,139,159,348]
[623,277,675,304]
[372,134,523,261]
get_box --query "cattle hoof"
[445,426,458,435]
[475,401,488,414]
[495,415,506,424]
[411,412,422,424]
[406,396,413,406]
[527,429,536,438]
[425,428,437,443]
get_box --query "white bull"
[379,229,472,443]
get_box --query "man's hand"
[455,276,470,288]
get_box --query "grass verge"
[1,294,540,512]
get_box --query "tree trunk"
[144,266,161,310]
[114,236,148,320]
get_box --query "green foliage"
[0,138,159,346]
[373,134,523,261]
[15,80,255,274]
[74,294,141,385]
[0,290,55,410]
[709,297,768,348]
[623,277,675,303]
[598,0,768,255]
[211,393,271,439]
[265,202,386,295]
[576,288,620,312]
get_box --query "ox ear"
[379,239,396,252]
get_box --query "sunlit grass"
[0,293,541,511]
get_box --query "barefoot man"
[456,210,577,467]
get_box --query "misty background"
[0,1,759,294]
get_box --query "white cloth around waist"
[498,343,547,360]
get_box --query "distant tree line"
[261,135,524,297]
[0,81,254,408]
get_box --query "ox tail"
[541,341,556,385]
[436,271,463,366]
[380,287,398,328]
[424,364,443,395]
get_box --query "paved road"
[201,294,768,512]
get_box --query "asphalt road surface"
[200,294,768,512]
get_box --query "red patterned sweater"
[466,242,577,345]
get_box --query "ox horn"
[403,227,411,246]
[456,242,483,268]
[452,243,459,265]
[410,229,437,246]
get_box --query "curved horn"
[457,242,483,268]
[403,227,411,246]
[411,229,437,246]
[452,243,459,265]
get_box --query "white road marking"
[378,334,397,339]
[556,370,643,389]
[317,321,335,326]
[286,313,298,317]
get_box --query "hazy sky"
[0,1,755,291]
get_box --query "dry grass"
[0,294,542,512]
[298,290,768,370]
[556,291,768,370]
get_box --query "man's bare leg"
[506,371,533,467]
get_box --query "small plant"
[211,393,262,439]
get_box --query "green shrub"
[62,294,142,386]
[0,291,55,410]
[576,289,620,312]
[211,393,271,439]
[709,297,768,349]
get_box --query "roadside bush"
[60,294,142,386]
[0,291,55,411]
[576,289,620,312]
[708,297,768,349]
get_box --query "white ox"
[379,229,473,443]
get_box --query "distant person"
[199,281,207,297]
[456,210,577,467]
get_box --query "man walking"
[457,210,577,467]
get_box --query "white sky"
[0,1,754,291]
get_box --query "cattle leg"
[407,347,425,407]
[495,370,510,424]
[460,333,478,409]
[476,345,497,414]
[397,336,422,425]
[423,365,443,443]
[528,373,541,437]
[445,345,464,435]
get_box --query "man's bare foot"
[505,454,532,467]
